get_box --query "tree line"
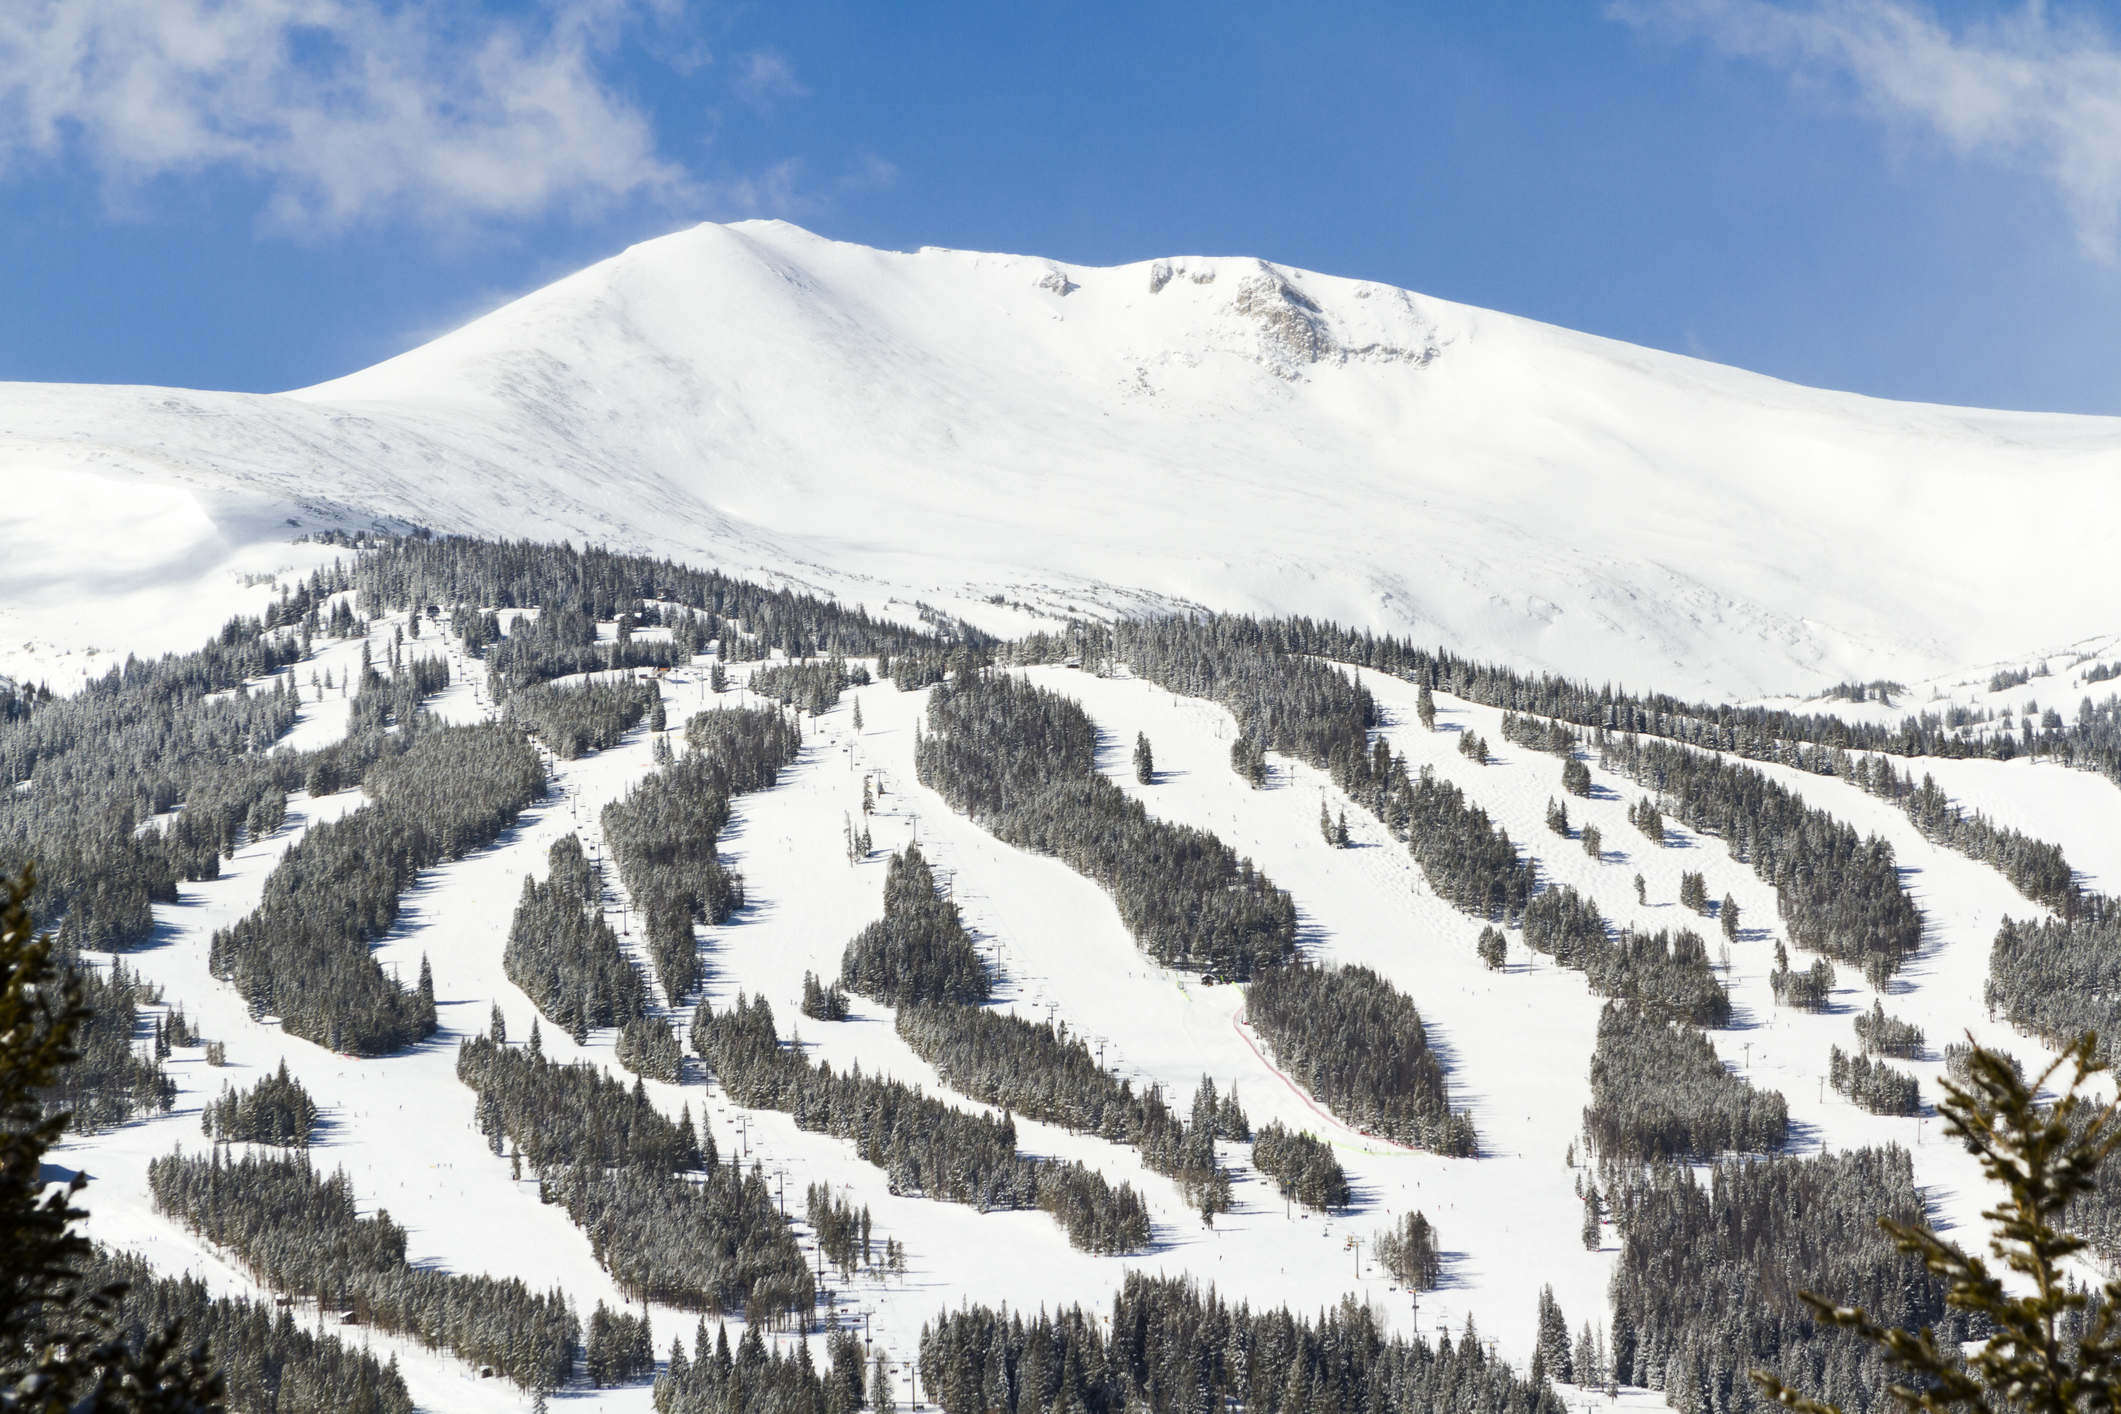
[148,1147,580,1391]
[347,532,972,668]
[1522,887,1731,1027]
[692,990,1152,1254]
[457,1025,814,1323]
[654,1315,869,1414]
[1989,913,2121,1067]
[208,718,544,1054]
[1597,733,1921,984]
[505,678,654,758]
[898,1000,1247,1221]
[602,706,802,1007]
[917,672,1297,977]
[81,1247,413,1414]
[1045,621,1537,924]
[1605,1147,1977,1414]
[201,1059,318,1147]
[917,1272,1560,1414]
[2,612,305,947]
[35,954,172,1131]
[1244,963,1476,1155]
[503,833,646,1040]
[1585,1002,1788,1159]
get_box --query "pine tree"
[1547,798,1569,836]
[1477,926,1507,971]
[0,868,227,1410]
[1417,683,1437,731]
[1133,732,1154,784]
[1536,1285,1573,1383]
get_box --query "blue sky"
[2,1,2118,413]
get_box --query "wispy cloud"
[734,50,807,105]
[0,0,691,232]
[1617,0,2121,257]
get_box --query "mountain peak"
[3,219,2117,700]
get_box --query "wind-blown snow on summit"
[3,219,2117,698]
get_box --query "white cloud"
[1617,0,2121,257]
[0,0,690,231]
[735,50,807,105]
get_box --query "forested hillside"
[11,530,2112,1413]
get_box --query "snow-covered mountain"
[3,220,2118,700]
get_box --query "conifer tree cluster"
[616,1015,685,1083]
[1988,913,2121,1063]
[600,707,800,1005]
[1850,1000,1923,1059]
[1064,624,1536,925]
[586,1302,656,1387]
[1827,1046,1921,1115]
[457,1029,814,1320]
[1036,611,2107,940]
[917,673,1296,976]
[476,603,687,690]
[1770,950,1837,1011]
[748,658,862,717]
[655,1317,868,1414]
[81,1248,412,1414]
[839,845,990,1007]
[1604,1147,1968,1414]
[1842,761,2096,918]
[209,719,543,1054]
[1244,963,1476,1155]
[1523,887,1732,1025]
[1585,1002,1788,1159]
[898,1001,1245,1219]
[33,955,174,1131]
[1532,1285,1573,1385]
[919,1272,1558,1414]
[692,991,1152,1253]
[1,612,306,946]
[1250,1122,1350,1210]
[1598,735,1920,983]
[148,1148,580,1390]
[504,678,653,758]
[351,533,963,669]
[841,846,1241,1219]
[504,834,645,1038]
[806,1183,883,1282]
[201,1059,318,1146]
[1373,1209,1442,1290]
[800,970,851,1021]
[1500,712,1577,756]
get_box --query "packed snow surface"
[4,221,2120,698]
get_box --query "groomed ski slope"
[48,611,2121,1412]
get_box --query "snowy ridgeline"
[14,532,2121,1414]
[10,219,2121,711]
